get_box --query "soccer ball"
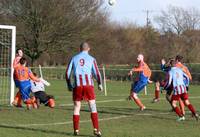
[108,0,116,6]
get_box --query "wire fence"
[29,66,200,84]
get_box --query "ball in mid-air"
[108,0,116,6]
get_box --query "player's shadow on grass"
[0,124,94,137]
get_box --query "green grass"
[0,80,200,137]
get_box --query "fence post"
[103,65,107,96]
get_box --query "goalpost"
[0,25,16,105]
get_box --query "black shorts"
[34,91,53,105]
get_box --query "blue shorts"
[131,80,148,93]
[19,81,31,101]
[14,80,19,88]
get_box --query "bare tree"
[0,0,105,65]
[155,6,200,35]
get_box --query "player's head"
[137,54,144,62]
[19,57,27,66]
[175,55,183,63]
[32,72,37,77]
[170,59,176,67]
[80,42,90,52]
[16,48,23,57]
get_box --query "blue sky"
[105,0,200,26]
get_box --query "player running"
[152,58,172,103]
[12,48,23,107]
[14,57,40,110]
[166,60,199,121]
[66,42,103,137]
[128,54,151,110]
[30,72,55,108]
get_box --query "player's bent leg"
[184,99,199,121]
[73,101,81,135]
[24,99,33,110]
[171,98,185,121]
[30,96,38,109]
[131,92,145,110]
[152,81,160,103]
[48,98,55,108]
[88,100,101,137]
[179,99,185,115]
[12,91,22,107]
[166,90,174,110]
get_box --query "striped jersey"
[167,67,189,95]
[66,51,102,87]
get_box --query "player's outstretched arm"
[66,58,74,91]
[40,78,50,86]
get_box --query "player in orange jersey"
[14,57,40,109]
[128,54,151,110]
[12,48,23,107]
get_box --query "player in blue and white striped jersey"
[66,42,102,137]
[166,60,199,121]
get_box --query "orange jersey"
[175,62,192,80]
[132,61,151,78]
[14,65,40,82]
[13,56,22,69]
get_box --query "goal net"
[0,25,16,105]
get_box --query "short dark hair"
[32,72,37,76]
[175,55,183,62]
[80,42,89,51]
[19,57,27,65]
[170,59,176,66]
[16,48,22,54]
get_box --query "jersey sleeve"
[13,57,21,69]
[160,64,170,72]
[165,71,172,89]
[66,58,73,88]
[28,69,40,82]
[92,59,102,85]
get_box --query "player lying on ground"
[31,72,55,108]
[127,54,152,111]
[66,42,103,137]
[166,60,199,121]
[14,57,40,110]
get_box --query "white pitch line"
[10,115,129,127]
[3,112,174,128]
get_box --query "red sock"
[187,104,196,115]
[174,107,183,117]
[155,90,160,99]
[73,115,80,130]
[91,112,99,130]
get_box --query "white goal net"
[0,25,16,105]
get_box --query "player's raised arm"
[65,58,74,91]
[28,69,40,82]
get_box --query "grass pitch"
[0,80,200,137]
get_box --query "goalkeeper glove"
[40,78,50,86]
[98,84,103,92]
